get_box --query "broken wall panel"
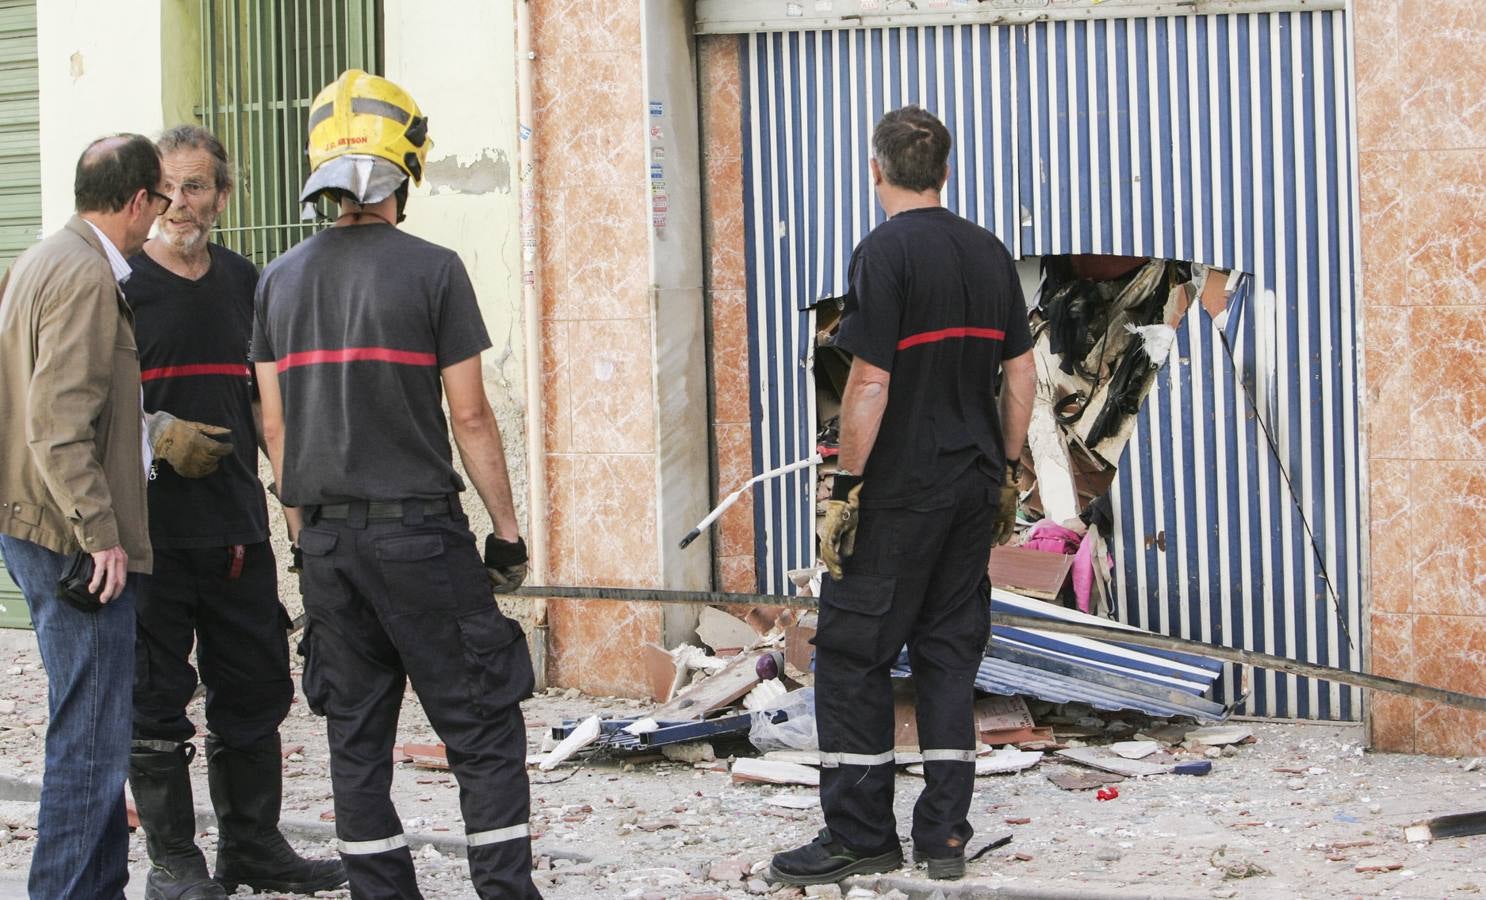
[736,12,1363,721]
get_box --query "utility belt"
[303,494,460,528]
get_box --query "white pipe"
[516,0,548,600]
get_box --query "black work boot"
[767,827,903,886]
[128,742,229,900]
[206,733,347,894]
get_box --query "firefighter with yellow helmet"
[252,70,539,899]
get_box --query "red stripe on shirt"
[896,326,1006,351]
[140,364,251,382]
[275,347,439,372]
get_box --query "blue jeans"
[0,535,135,900]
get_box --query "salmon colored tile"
[720,555,758,594]
[543,453,577,586]
[1409,312,1486,461]
[710,290,751,424]
[699,35,744,160]
[569,320,656,454]
[546,597,662,697]
[1368,612,1413,679]
[1405,150,1486,307]
[1413,614,1486,695]
[532,0,641,56]
[1410,462,1486,616]
[704,154,747,293]
[1357,152,1406,307]
[716,485,755,559]
[542,320,572,454]
[1361,307,1410,461]
[558,183,651,320]
[1368,692,1416,753]
[1351,0,1404,152]
[541,50,645,189]
[714,423,754,492]
[571,453,660,588]
[1399,0,1486,149]
[1414,703,1486,758]
[1367,458,1410,614]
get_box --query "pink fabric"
[1022,520,1082,555]
[1073,530,1096,613]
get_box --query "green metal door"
[0,0,37,628]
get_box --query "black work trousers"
[813,462,997,858]
[133,541,292,748]
[296,502,538,900]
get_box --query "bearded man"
[123,125,345,899]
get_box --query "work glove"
[990,462,1020,546]
[484,534,528,594]
[819,473,863,581]
[288,543,303,574]
[147,411,233,478]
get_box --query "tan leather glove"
[819,474,863,581]
[147,411,233,478]
[990,462,1020,546]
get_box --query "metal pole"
[509,584,1486,714]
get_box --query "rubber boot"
[128,743,229,900]
[206,733,347,893]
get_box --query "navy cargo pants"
[296,500,539,900]
[813,461,997,859]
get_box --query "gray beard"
[158,223,211,253]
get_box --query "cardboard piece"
[982,726,1056,747]
[783,614,817,673]
[988,546,1075,601]
[975,695,1036,733]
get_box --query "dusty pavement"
[0,628,1485,898]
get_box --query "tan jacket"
[0,216,151,573]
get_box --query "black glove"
[483,534,528,594]
[288,543,303,574]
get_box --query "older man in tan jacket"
[0,135,166,900]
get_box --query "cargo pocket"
[374,531,456,612]
[455,605,536,717]
[296,624,329,717]
[812,573,896,666]
[295,527,345,611]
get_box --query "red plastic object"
[1096,786,1120,802]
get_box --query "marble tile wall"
[699,35,758,593]
[1355,1,1486,755]
[533,0,663,696]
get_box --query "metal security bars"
[198,0,381,266]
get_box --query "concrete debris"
[1187,726,1254,746]
[660,742,714,764]
[1056,746,1173,777]
[765,793,820,810]
[731,758,820,787]
[539,715,600,771]
[1109,740,1160,759]
[697,606,761,654]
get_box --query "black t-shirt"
[834,206,1033,508]
[251,224,491,507]
[127,244,270,548]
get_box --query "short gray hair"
[157,124,233,191]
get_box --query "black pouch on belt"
[57,551,104,613]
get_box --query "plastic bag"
[748,687,818,752]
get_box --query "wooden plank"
[648,651,762,722]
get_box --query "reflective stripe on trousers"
[467,823,530,847]
[338,833,408,855]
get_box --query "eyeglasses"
[165,181,214,199]
[145,189,173,214]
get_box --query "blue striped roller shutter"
[738,11,1362,719]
